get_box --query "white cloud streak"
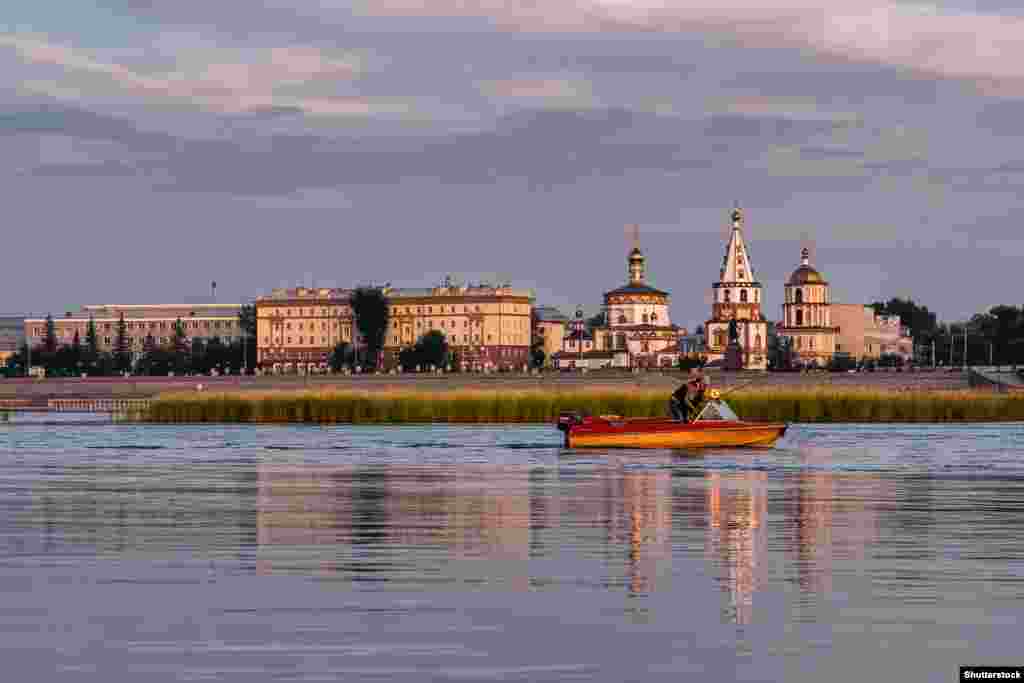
[0,35,399,115]
[361,1,1024,95]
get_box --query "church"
[704,206,768,370]
[776,247,839,367]
[553,229,684,369]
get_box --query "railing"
[46,398,152,413]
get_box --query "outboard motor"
[557,411,582,432]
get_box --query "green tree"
[870,297,938,343]
[530,344,546,369]
[172,318,189,374]
[586,311,606,330]
[329,342,353,372]
[44,314,57,353]
[238,304,257,374]
[350,288,389,369]
[416,330,448,369]
[189,337,207,375]
[84,316,100,375]
[114,313,131,373]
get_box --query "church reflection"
[705,471,768,624]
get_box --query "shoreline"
[138,385,1024,425]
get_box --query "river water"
[2,416,1023,681]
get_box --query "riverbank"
[1,368,971,404]
[142,386,1024,424]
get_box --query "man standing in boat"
[670,369,707,421]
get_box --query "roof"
[534,306,569,323]
[717,209,757,285]
[788,265,827,285]
[604,283,669,298]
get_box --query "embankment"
[143,385,1024,424]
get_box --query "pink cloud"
[1,35,371,115]
[362,1,1024,95]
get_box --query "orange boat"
[556,398,787,449]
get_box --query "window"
[724,290,732,303]
[740,290,748,303]
[650,312,657,322]
[104,336,111,345]
[754,334,762,349]
[642,314,648,323]
[263,337,269,345]
[795,289,803,304]
[796,310,803,326]
[286,322,292,330]
[796,337,803,349]
[287,337,292,344]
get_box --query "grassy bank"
[143,386,1024,424]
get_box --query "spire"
[718,205,754,284]
[627,223,645,285]
[800,247,810,266]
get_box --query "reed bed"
[142,386,1024,424]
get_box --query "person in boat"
[686,370,708,421]
[670,369,707,421]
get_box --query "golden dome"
[788,265,825,285]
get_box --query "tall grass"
[142,386,1024,424]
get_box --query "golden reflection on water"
[24,451,896,624]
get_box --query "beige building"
[705,206,768,369]
[256,288,355,373]
[832,304,914,362]
[532,306,568,368]
[553,231,684,370]
[382,280,534,371]
[24,304,243,364]
[777,248,839,367]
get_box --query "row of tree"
[3,306,258,377]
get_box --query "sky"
[3,1,1023,330]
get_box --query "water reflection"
[706,471,768,624]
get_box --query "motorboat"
[556,396,787,449]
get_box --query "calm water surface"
[2,417,1023,681]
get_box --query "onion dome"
[788,247,826,285]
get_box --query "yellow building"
[382,280,534,371]
[777,248,839,367]
[256,288,355,373]
[532,306,568,368]
[24,304,243,365]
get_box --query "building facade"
[256,288,355,373]
[552,307,627,370]
[0,316,24,368]
[532,306,569,368]
[554,231,683,370]
[24,304,243,365]
[776,248,839,367]
[382,281,534,371]
[705,207,768,369]
[832,305,914,362]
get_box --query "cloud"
[358,1,1024,96]
[0,35,392,116]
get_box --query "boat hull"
[564,418,787,449]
